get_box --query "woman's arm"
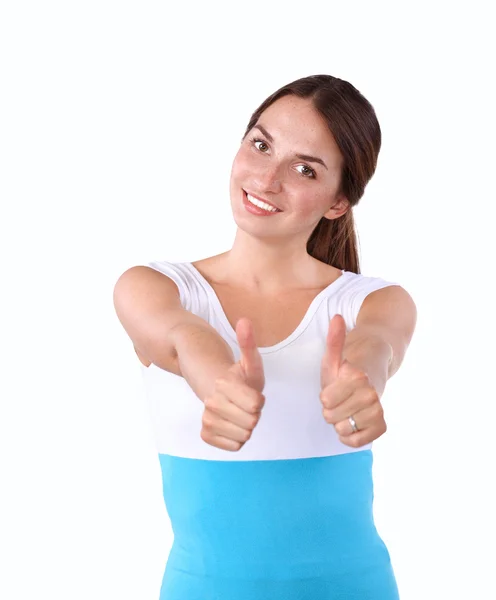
[169,322,236,402]
[342,285,418,396]
[114,266,235,396]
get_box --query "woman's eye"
[251,138,269,152]
[297,165,316,179]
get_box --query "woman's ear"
[323,195,350,220]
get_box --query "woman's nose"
[253,165,283,194]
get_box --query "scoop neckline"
[183,262,350,354]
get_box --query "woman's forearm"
[169,322,236,402]
[342,331,393,398]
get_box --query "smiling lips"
[243,190,282,212]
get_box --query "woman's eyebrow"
[253,124,328,170]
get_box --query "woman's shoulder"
[189,252,229,285]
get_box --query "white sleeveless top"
[139,260,400,461]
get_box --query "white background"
[1,1,495,598]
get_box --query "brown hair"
[241,74,382,275]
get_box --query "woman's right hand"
[200,318,266,452]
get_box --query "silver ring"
[348,415,359,433]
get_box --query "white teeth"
[246,193,279,213]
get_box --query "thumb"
[235,317,264,382]
[325,314,347,381]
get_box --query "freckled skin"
[229,95,349,250]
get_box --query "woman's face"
[229,95,349,239]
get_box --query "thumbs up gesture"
[201,318,266,452]
[232,317,265,394]
[320,314,387,447]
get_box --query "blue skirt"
[157,450,400,599]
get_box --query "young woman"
[114,74,417,599]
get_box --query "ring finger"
[334,404,377,437]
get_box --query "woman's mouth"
[242,190,282,216]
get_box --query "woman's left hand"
[320,315,387,447]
